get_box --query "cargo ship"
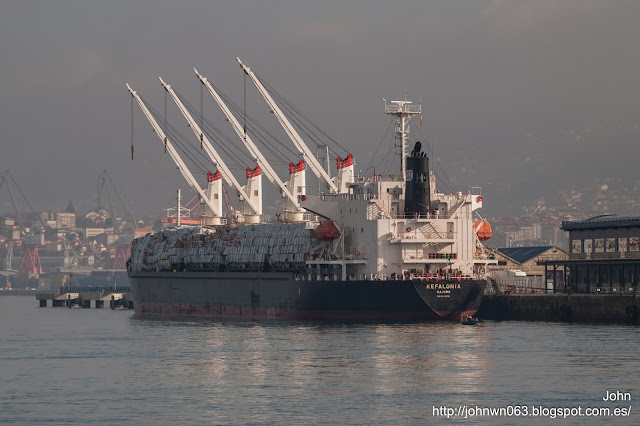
[126,59,496,321]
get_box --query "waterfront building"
[539,215,640,293]
[489,246,568,292]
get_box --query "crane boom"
[126,83,221,218]
[236,58,339,193]
[159,77,260,215]
[193,68,300,210]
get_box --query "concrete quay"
[478,293,639,324]
[36,287,134,309]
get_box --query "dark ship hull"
[129,270,484,321]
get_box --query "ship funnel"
[404,141,431,216]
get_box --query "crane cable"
[208,83,298,162]
[142,96,213,173]
[177,91,257,166]
[412,122,456,194]
[130,94,134,160]
[220,92,297,162]
[164,90,168,153]
[243,71,247,136]
[366,118,394,175]
[200,82,204,150]
[258,73,350,155]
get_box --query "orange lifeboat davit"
[474,220,492,241]
[314,220,341,241]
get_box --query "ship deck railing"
[316,192,471,220]
[409,273,478,281]
[341,273,481,281]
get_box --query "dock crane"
[159,77,262,224]
[194,68,307,222]
[126,83,223,225]
[236,58,341,194]
[0,170,49,232]
[3,241,13,271]
[97,170,137,234]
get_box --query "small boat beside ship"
[461,315,479,325]
[126,58,497,321]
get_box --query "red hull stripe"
[135,302,477,321]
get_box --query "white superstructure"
[299,99,496,281]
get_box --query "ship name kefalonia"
[126,58,497,321]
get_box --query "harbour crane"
[97,170,137,234]
[3,241,13,271]
[159,77,262,224]
[236,58,341,194]
[194,68,307,222]
[0,170,49,232]
[126,83,223,225]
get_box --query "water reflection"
[103,313,640,423]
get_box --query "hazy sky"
[1,0,639,218]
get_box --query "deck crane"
[236,58,341,194]
[159,77,262,224]
[194,68,307,222]
[126,83,223,225]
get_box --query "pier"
[478,293,639,324]
[36,286,134,309]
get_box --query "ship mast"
[384,99,421,181]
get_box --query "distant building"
[135,226,153,238]
[56,212,76,229]
[84,208,109,225]
[65,200,76,214]
[95,231,119,246]
[84,228,105,238]
[39,256,66,271]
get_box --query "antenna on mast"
[384,99,421,181]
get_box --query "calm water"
[1,296,638,425]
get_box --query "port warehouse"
[487,246,569,292]
[537,216,640,293]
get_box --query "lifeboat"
[473,220,492,241]
[314,220,341,241]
